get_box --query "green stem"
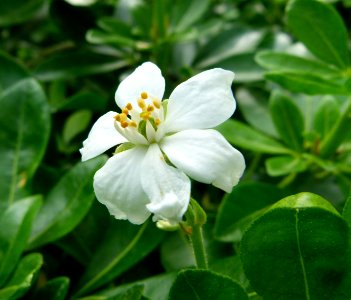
[190,225,208,269]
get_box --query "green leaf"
[0,52,29,91]
[0,196,42,285]
[86,30,136,48]
[0,253,43,300]
[313,96,341,140]
[265,156,308,177]
[62,110,92,145]
[265,71,347,95]
[30,277,69,300]
[28,156,107,249]
[214,182,286,242]
[342,193,351,228]
[78,285,144,300]
[34,49,128,81]
[236,87,278,137]
[75,220,164,296]
[286,0,349,68]
[270,91,304,151]
[241,192,349,300]
[169,269,249,300]
[256,51,341,77]
[0,0,45,26]
[216,119,291,154]
[0,78,50,207]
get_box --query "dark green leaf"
[216,119,291,154]
[169,269,249,300]
[0,0,45,26]
[78,284,144,300]
[287,0,349,68]
[214,182,286,242]
[270,91,304,151]
[342,193,351,228]
[0,196,41,285]
[241,192,349,300]
[34,50,128,81]
[0,78,50,207]
[265,72,347,95]
[28,156,107,249]
[0,253,43,300]
[76,220,164,296]
[0,52,29,91]
[265,156,308,177]
[256,51,341,77]
[30,277,69,300]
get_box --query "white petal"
[80,111,127,161]
[141,144,191,225]
[164,69,235,132]
[93,146,151,224]
[161,129,245,193]
[115,62,165,109]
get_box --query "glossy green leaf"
[76,220,164,296]
[270,91,304,151]
[0,253,43,300]
[241,192,349,300]
[0,52,29,90]
[256,51,341,77]
[86,30,136,48]
[28,156,107,249]
[286,0,349,68]
[265,156,308,177]
[214,182,286,242]
[0,196,41,285]
[169,269,249,300]
[265,72,347,95]
[30,277,69,300]
[195,26,265,69]
[62,110,92,145]
[0,78,50,207]
[34,50,128,81]
[216,119,291,154]
[236,87,278,137]
[78,285,144,300]
[313,96,341,139]
[0,0,45,26]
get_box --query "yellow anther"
[129,121,137,127]
[119,113,127,121]
[140,112,151,120]
[155,118,161,126]
[138,98,146,109]
[141,92,148,99]
[114,114,121,121]
[122,108,129,115]
[126,103,133,110]
[121,121,129,128]
[153,99,161,109]
[147,105,154,112]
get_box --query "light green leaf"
[256,51,341,77]
[241,192,349,300]
[265,156,308,177]
[62,110,92,145]
[216,119,291,154]
[169,269,249,300]
[30,277,69,300]
[286,0,349,68]
[0,253,43,300]
[270,91,304,151]
[214,182,286,242]
[0,196,42,285]
[0,78,50,207]
[28,156,107,249]
[75,220,164,296]
[265,71,347,95]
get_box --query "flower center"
[114,92,164,143]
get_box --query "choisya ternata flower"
[80,62,245,225]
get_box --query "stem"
[190,225,208,269]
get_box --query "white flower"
[80,62,245,225]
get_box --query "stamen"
[121,121,129,128]
[155,118,161,126]
[138,98,146,109]
[129,121,137,127]
[119,113,127,121]
[147,105,154,112]
[153,99,161,109]
[126,103,133,110]
[140,112,151,120]
[141,92,148,99]
[114,114,121,121]
[122,108,129,115]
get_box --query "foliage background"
[0,0,351,299]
